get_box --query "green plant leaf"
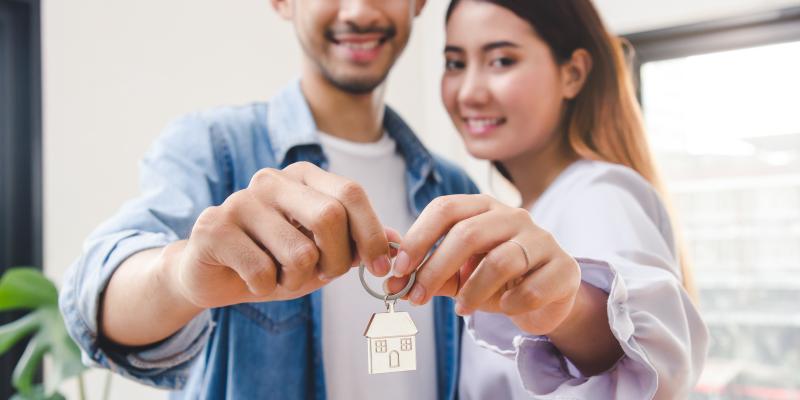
[0,269,58,311]
[50,392,67,400]
[0,268,87,398]
[40,307,86,395]
[12,331,49,395]
[0,312,41,355]
[10,386,66,400]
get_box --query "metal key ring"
[358,241,432,301]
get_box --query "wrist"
[156,240,204,317]
[547,282,590,341]
[545,281,622,376]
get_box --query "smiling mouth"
[326,32,392,63]
[325,25,396,63]
[328,33,391,47]
[326,25,395,47]
[463,117,507,134]
[336,38,383,50]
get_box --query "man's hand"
[172,161,393,309]
[103,161,393,347]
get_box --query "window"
[0,0,42,398]
[374,339,387,353]
[627,7,800,399]
[400,338,412,351]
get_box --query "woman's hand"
[388,194,582,336]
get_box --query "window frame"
[0,0,42,397]
[624,6,800,101]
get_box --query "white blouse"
[459,159,709,399]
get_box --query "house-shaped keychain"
[363,302,418,374]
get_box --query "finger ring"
[506,239,531,269]
[504,239,531,291]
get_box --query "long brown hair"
[446,0,697,298]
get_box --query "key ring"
[358,241,431,301]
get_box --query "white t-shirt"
[318,131,437,400]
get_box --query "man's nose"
[338,0,382,29]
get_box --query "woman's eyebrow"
[444,45,464,54]
[482,41,519,52]
[444,41,520,54]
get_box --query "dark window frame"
[624,6,800,101]
[0,0,42,398]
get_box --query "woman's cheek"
[491,75,530,122]
[446,91,471,140]
[441,77,459,121]
[503,73,561,132]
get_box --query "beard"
[318,64,390,95]
[311,22,398,94]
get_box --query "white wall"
[42,0,800,398]
[43,1,299,398]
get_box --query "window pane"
[641,41,800,398]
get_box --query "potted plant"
[0,267,100,400]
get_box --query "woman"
[390,0,708,398]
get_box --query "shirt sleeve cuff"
[59,231,212,389]
[81,311,213,389]
[464,258,659,399]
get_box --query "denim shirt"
[58,80,479,400]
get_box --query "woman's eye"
[490,57,516,68]
[445,59,466,71]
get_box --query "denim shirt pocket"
[232,298,310,333]
[198,299,314,399]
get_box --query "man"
[59,0,477,398]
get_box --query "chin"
[457,135,503,160]
[466,141,520,161]
[334,78,383,94]
[325,68,391,94]
[463,143,506,162]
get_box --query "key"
[363,300,418,374]
[358,242,431,374]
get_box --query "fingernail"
[382,279,391,293]
[393,251,410,277]
[455,302,474,316]
[351,253,362,268]
[410,284,426,305]
[372,255,391,277]
[318,273,331,282]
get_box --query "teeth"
[341,40,379,50]
[466,118,503,129]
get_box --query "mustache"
[325,22,397,42]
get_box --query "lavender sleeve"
[464,170,708,399]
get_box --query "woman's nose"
[458,69,491,107]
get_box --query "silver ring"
[504,239,531,291]
[358,241,432,301]
[507,239,531,269]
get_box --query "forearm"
[548,282,623,376]
[101,240,203,346]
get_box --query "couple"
[60,0,708,399]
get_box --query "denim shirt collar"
[265,79,441,186]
